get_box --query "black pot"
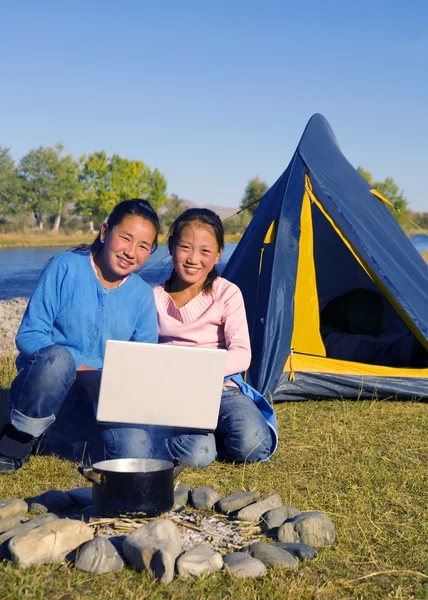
[78,458,185,517]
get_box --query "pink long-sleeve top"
[153,277,251,377]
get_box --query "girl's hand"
[76,364,98,371]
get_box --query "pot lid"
[92,458,174,474]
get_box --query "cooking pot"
[78,458,185,517]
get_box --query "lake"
[410,234,428,253]
[0,234,427,301]
[0,243,238,301]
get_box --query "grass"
[0,233,243,249]
[0,358,427,599]
[0,233,95,248]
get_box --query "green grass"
[0,358,427,599]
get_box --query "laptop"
[96,340,228,430]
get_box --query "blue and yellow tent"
[223,114,428,401]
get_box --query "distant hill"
[174,200,239,221]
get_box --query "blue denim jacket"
[16,251,158,371]
[225,373,278,459]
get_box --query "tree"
[356,167,375,187]
[147,168,168,212]
[159,194,188,233]
[240,176,269,216]
[108,154,151,203]
[18,143,81,230]
[357,167,408,226]
[0,146,21,215]
[76,151,111,233]
[77,153,168,232]
[222,210,251,235]
[410,211,428,230]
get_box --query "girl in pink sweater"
[152,208,277,467]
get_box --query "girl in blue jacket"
[0,199,159,473]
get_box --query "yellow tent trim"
[264,221,276,244]
[370,188,394,207]
[305,176,372,280]
[258,247,265,274]
[371,188,428,236]
[291,187,325,357]
[284,353,428,379]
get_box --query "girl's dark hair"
[72,199,160,256]
[167,208,224,294]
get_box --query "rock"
[173,484,191,509]
[28,503,49,515]
[123,519,182,584]
[235,494,282,522]
[0,513,59,559]
[0,516,27,534]
[9,518,94,567]
[191,487,221,510]
[216,491,260,514]
[277,511,335,547]
[261,505,301,534]
[242,542,298,570]
[275,542,317,560]
[75,536,124,574]
[66,487,93,508]
[29,490,74,513]
[176,544,223,577]
[143,546,177,583]
[109,535,127,560]
[223,552,267,579]
[0,498,28,520]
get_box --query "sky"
[1,0,427,211]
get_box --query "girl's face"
[100,215,157,279]
[172,223,222,288]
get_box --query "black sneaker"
[0,454,28,474]
[0,424,35,473]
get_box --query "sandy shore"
[0,299,28,354]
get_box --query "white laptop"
[96,340,228,430]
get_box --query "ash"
[89,509,263,554]
[165,511,263,552]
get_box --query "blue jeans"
[9,345,152,464]
[147,386,273,468]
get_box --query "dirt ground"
[0,299,27,354]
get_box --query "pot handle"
[173,459,186,479]
[78,465,102,485]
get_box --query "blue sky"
[1,0,427,211]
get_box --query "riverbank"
[0,232,243,248]
[0,233,94,248]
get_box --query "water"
[410,234,428,253]
[0,243,238,301]
[1,235,427,301]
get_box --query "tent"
[223,114,428,401]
